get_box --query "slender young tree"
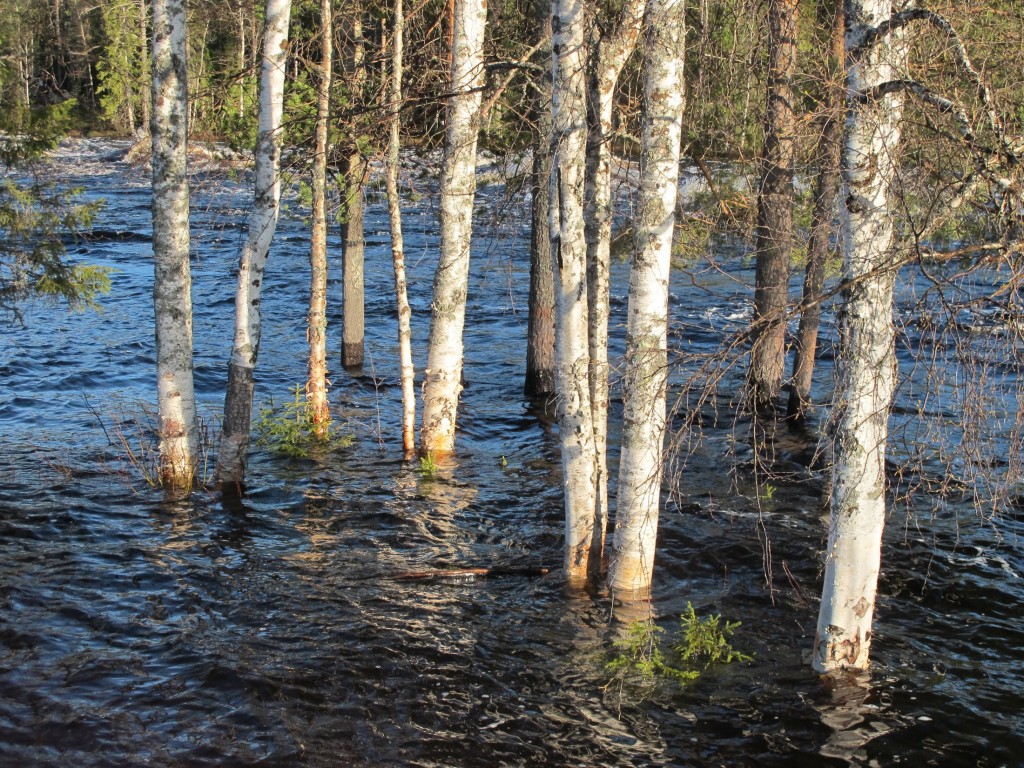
[420,0,487,456]
[747,0,799,412]
[306,0,333,434]
[787,0,844,425]
[138,0,150,131]
[386,0,417,456]
[216,0,292,488]
[150,0,198,488]
[340,7,367,370]
[814,0,905,672]
[607,0,686,600]
[584,0,645,551]
[551,0,600,585]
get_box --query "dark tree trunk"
[787,0,844,427]
[525,1,554,398]
[747,0,798,412]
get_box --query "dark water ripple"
[0,140,1022,765]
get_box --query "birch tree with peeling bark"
[306,0,333,435]
[151,0,198,488]
[551,0,600,586]
[215,0,291,488]
[583,0,645,561]
[386,0,417,456]
[608,0,686,600]
[812,0,1022,670]
[814,0,905,672]
[747,0,798,412]
[420,0,487,456]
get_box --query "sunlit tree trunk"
[787,0,843,426]
[748,0,798,412]
[306,0,333,435]
[420,0,487,456]
[524,0,555,399]
[584,0,645,563]
[236,1,246,118]
[814,0,905,673]
[607,0,685,600]
[386,0,416,456]
[216,0,291,488]
[139,0,150,132]
[341,152,367,368]
[341,10,367,370]
[551,0,600,585]
[150,0,197,488]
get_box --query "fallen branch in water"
[393,566,551,580]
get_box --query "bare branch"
[853,8,1016,161]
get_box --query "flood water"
[0,138,1021,766]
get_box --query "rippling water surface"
[0,139,1021,766]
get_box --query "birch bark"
[748,0,798,411]
[215,0,291,487]
[306,0,333,434]
[420,0,487,456]
[386,0,417,456]
[608,0,686,599]
[551,0,600,585]
[814,0,905,672]
[150,0,198,489]
[341,11,367,369]
[583,0,645,570]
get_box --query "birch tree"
[812,0,1021,669]
[550,0,600,585]
[216,0,291,487]
[150,0,198,488]
[420,0,487,456]
[813,0,904,672]
[607,0,685,599]
[306,0,333,434]
[386,0,417,456]
[747,0,798,412]
[584,0,645,548]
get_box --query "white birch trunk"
[584,0,645,564]
[386,0,417,456]
[607,0,686,599]
[814,0,904,672]
[150,0,198,488]
[306,0,333,433]
[420,0,487,456]
[341,11,367,370]
[551,0,600,585]
[216,0,291,487]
